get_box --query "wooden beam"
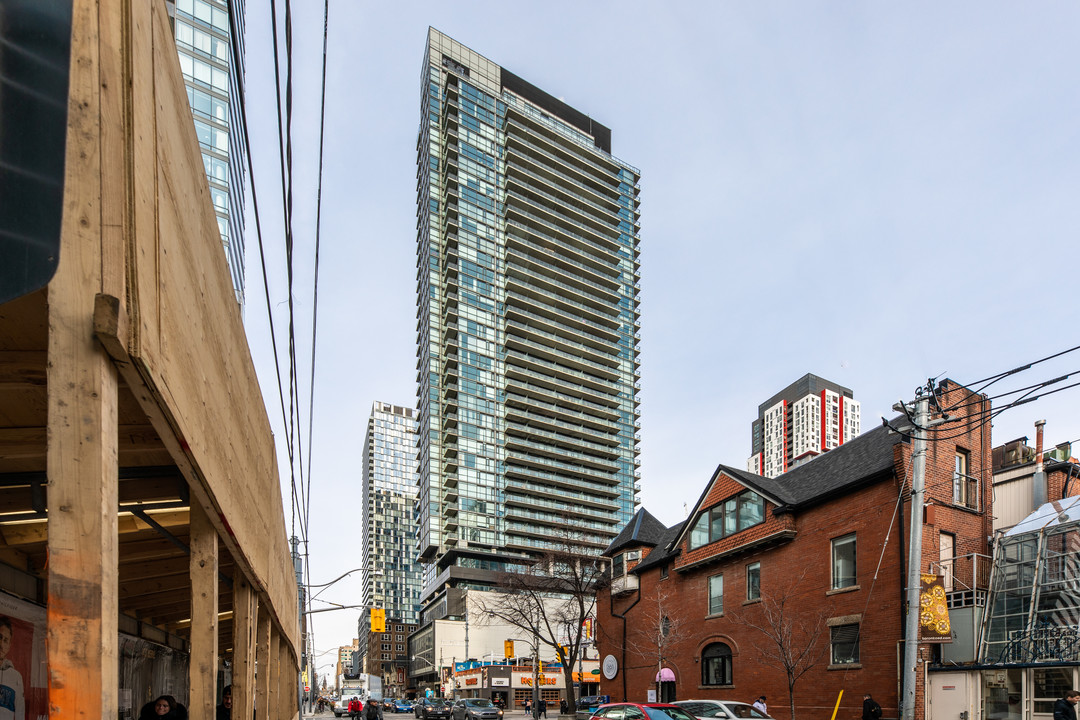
[0,424,167,464]
[189,501,218,718]
[0,351,47,388]
[233,576,257,720]
[255,607,272,720]
[45,0,119,714]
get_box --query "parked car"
[417,699,453,720]
[452,698,504,720]
[395,700,415,714]
[673,700,773,720]
[590,703,698,720]
[577,696,611,720]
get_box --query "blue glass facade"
[171,0,247,305]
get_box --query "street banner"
[919,573,952,642]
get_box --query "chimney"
[1033,420,1047,508]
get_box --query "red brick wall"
[597,382,992,720]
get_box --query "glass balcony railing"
[504,287,619,335]
[504,348,620,392]
[504,146,621,214]
[505,231,621,294]
[502,94,641,175]
[505,320,619,375]
[504,170,617,237]
[504,374,621,415]
[504,420,619,457]
[505,302,619,350]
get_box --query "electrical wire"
[302,0,332,615]
[950,343,1080,407]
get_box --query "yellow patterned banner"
[919,573,952,642]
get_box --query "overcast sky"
[239,2,1080,663]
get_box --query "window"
[700,642,732,686]
[660,563,669,580]
[708,574,723,615]
[612,553,625,578]
[746,562,760,601]
[830,623,860,664]
[688,491,767,549]
[953,449,977,509]
[831,533,857,589]
[939,531,955,592]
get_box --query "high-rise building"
[414,28,641,596]
[359,402,422,639]
[168,0,247,305]
[747,373,861,478]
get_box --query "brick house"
[596,380,995,720]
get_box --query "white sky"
[238,2,1080,663]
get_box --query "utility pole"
[532,630,540,720]
[900,385,931,720]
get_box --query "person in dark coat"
[861,694,882,720]
[1054,690,1079,720]
[139,695,188,720]
[216,685,232,720]
[539,699,547,718]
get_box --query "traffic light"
[371,608,386,633]
[504,640,514,659]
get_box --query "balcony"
[611,574,639,596]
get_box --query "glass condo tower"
[169,0,247,305]
[414,28,641,598]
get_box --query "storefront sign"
[492,678,509,687]
[602,655,618,680]
[519,676,558,686]
[466,678,478,686]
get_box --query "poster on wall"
[0,591,48,720]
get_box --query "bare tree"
[626,586,684,702]
[476,539,608,715]
[734,582,828,720]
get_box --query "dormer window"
[688,491,766,550]
[611,549,642,578]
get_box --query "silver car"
[673,701,773,720]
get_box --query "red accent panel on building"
[839,395,845,445]
[820,390,827,451]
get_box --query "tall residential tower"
[414,28,641,598]
[359,402,422,621]
[747,373,861,478]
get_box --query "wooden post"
[279,641,295,720]
[233,577,258,720]
[46,0,120,714]
[255,607,272,720]
[190,502,219,717]
[268,626,281,718]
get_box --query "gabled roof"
[602,508,670,557]
[767,423,904,508]
[670,423,905,551]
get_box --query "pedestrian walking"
[539,699,547,719]
[751,697,766,715]
[560,699,568,716]
[1054,690,1079,720]
[861,694,882,720]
